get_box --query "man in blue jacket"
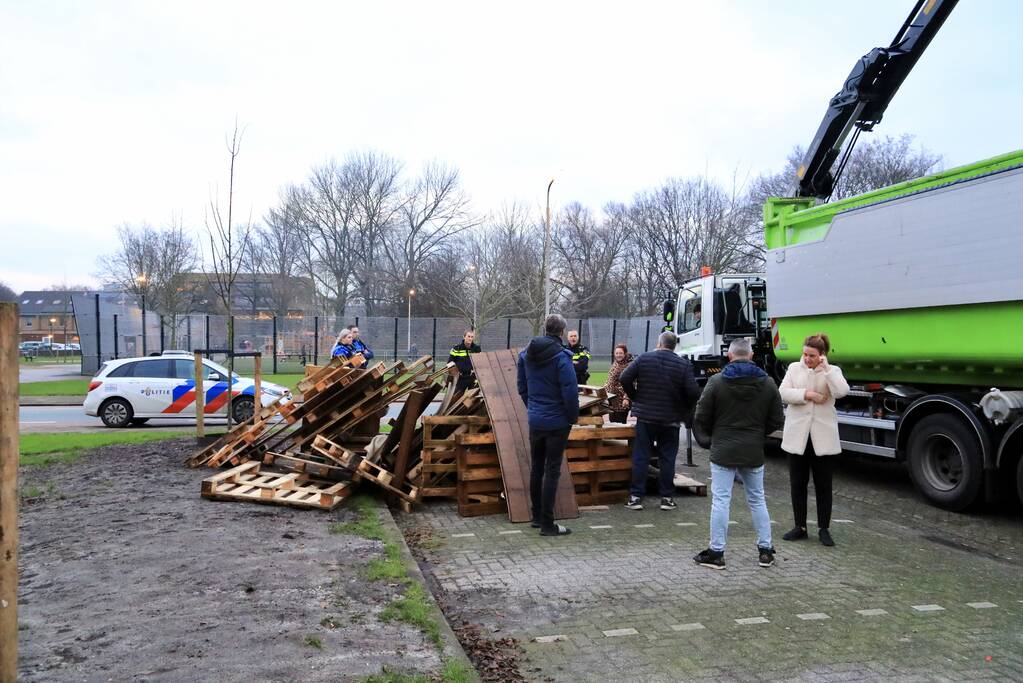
[349,325,374,360]
[517,313,579,536]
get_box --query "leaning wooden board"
[471,349,578,523]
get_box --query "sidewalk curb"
[378,504,479,681]
[19,396,83,407]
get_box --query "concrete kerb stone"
[378,502,480,682]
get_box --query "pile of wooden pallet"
[185,348,638,521]
[410,349,637,519]
[186,353,451,511]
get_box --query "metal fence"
[73,293,663,376]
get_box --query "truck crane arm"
[794,0,957,199]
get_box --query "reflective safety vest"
[567,343,591,383]
[448,342,481,378]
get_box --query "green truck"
[665,0,1023,510]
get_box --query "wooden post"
[254,354,262,413]
[194,351,205,438]
[1,303,20,680]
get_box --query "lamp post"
[48,317,56,358]
[467,264,478,329]
[137,275,148,356]
[407,288,415,355]
[543,178,554,319]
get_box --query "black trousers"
[788,441,834,529]
[529,426,571,531]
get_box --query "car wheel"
[130,418,150,426]
[907,414,984,511]
[232,396,255,423]
[100,398,134,428]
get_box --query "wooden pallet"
[201,461,356,510]
[184,399,285,468]
[456,445,506,517]
[673,473,708,497]
[310,434,361,469]
[262,451,352,482]
[471,349,578,523]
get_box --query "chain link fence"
[73,293,663,377]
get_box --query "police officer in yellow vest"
[566,330,591,385]
[448,330,482,393]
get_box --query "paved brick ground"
[401,446,1023,682]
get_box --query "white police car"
[83,352,291,428]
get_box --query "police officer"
[349,325,374,360]
[566,330,591,385]
[448,330,481,392]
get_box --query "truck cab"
[667,272,772,383]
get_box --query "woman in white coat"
[779,333,849,546]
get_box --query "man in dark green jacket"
[692,338,785,570]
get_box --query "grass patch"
[359,663,473,683]
[367,543,407,582]
[587,371,608,388]
[440,659,474,683]
[19,431,184,467]
[360,669,432,683]
[328,494,386,540]
[380,582,442,647]
[303,634,323,649]
[19,379,90,396]
[23,485,42,498]
[262,373,303,392]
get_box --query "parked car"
[83,355,291,428]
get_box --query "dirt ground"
[17,439,444,682]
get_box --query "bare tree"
[97,220,200,345]
[203,121,252,427]
[0,282,15,302]
[491,203,557,334]
[625,175,760,314]
[348,151,403,315]
[551,202,630,317]
[430,219,520,329]
[382,161,477,310]
[751,134,942,204]
[259,199,306,320]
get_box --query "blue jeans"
[629,422,680,498]
[709,463,772,552]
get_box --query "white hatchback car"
[84,354,291,428]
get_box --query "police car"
[83,351,291,428]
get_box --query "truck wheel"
[100,398,134,428]
[907,414,983,511]
[232,396,255,423]
[1016,455,1023,509]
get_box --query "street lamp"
[467,264,478,329]
[407,288,415,355]
[543,178,554,319]
[137,275,148,355]
[49,317,56,357]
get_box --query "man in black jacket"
[448,330,481,393]
[691,338,785,570]
[566,330,591,385]
[620,331,701,511]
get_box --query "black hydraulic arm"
[795,0,958,199]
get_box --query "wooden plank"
[392,389,426,491]
[423,415,491,426]
[568,426,636,441]
[0,303,18,682]
[262,452,351,481]
[471,349,578,523]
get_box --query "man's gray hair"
[545,314,567,337]
[657,331,678,350]
[728,338,753,358]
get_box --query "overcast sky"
[2,1,1020,293]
